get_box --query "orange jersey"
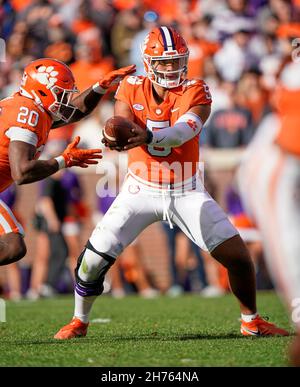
[0,92,53,192]
[115,76,212,184]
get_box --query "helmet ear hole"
[39,90,47,96]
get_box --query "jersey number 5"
[147,119,171,157]
[17,106,39,127]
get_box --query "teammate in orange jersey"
[0,58,136,266]
[238,61,300,366]
[54,27,288,340]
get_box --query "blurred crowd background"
[0,0,299,301]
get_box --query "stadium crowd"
[0,0,299,300]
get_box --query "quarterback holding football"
[55,26,288,339]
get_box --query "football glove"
[61,136,102,168]
[93,65,136,93]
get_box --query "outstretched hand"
[62,136,102,168]
[99,64,136,90]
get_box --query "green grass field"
[0,291,294,367]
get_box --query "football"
[103,116,135,147]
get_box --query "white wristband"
[54,156,66,170]
[92,82,106,95]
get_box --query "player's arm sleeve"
[148,112,204,148]
[5,126,38,146]
[147,80,212,148]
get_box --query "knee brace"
[75,240,115,297]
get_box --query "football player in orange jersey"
[0,58,136,266]
[54,27,288,340]
[238,61,300,366]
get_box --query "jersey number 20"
[17,107,39,127]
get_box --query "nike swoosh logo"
[171,107,179,113]
[242,326,260,336]
[155,137,166,144]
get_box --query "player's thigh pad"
[89,189,157,258]
[172,191,238,252]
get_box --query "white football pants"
[89,173,238,257]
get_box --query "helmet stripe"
[159,27,168,51]
[160,26,174,51]
[168,27,175,50]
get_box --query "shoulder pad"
[182,79,204,90]
[126,75,144,86]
